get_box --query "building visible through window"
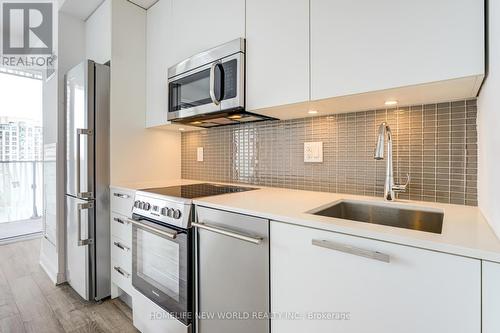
[0,69,44,238]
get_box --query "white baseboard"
[0,232,42,245]
[39,251,58,285]
[39,237,67,285]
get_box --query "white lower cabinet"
[111,259,132,296]
[110,187,135,218]
[482,261,500,333]
[270,221,481,333]
[111,235,132,273]
[111,212,132,243]
[110,187,135,300]
[110,230,133,298]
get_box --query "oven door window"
[136,228,180,300]
[132,224,191,325]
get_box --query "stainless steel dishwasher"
[193,206,269,333]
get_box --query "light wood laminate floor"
[0,238,138,333]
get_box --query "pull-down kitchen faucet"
[374,122,410,201]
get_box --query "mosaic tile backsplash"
[182,99,478,206]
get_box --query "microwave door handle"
[209,62,221,105]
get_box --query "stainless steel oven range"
[131,183,257,332]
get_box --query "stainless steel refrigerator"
[65,60,110,301]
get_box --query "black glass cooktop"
[142,183,257,199]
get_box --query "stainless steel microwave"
[167,38,273,128]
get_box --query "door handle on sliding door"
[77,202,93,246]
[76,128,93,199]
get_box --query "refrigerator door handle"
[77,202,94,246]
[76,128,93,199]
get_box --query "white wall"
[58,12,86,114]
[110,0,181,184]
[478,0,500,238]
[41,73,58,251]
[40,4,60,283]
[86,0,111,63]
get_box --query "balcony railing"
[0,161,43,224]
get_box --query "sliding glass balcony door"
[0,68,44,241]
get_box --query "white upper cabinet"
[146,0,173,127]
[146,0,485,124]
[171,0,245,65]
[310,0,484,103]
[246,0,309,111]
[271,221,481,333]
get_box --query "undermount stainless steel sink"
[311,200,444,234]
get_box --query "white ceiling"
[59,0,157,21]
[127,0,159,10]
[59,0,105,20]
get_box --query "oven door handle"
[192,222,263,245]
[128,218,177,239]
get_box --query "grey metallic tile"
[181,99,477,206]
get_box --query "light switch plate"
[197,147,204,162]
[304,142,323,163]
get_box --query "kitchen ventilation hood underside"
[171,110,276,128]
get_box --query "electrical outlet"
[304,142,323,163]
[197,147,204,162]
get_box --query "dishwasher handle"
[192,221,263,245]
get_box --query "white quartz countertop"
[111,179,500,263]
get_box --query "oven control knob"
[143,202,151,211]
[173,209,182,219]
[161,207,169,216]
[167,208,175,218]
[134,200,141,208]
[138,201,144,209]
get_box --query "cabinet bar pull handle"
[113,241,130,251]
[113,217,128,225]
[312,239,390,263]
[77,202,93,246]
[76,128,93,199]
[113,193,130,199]
[192,222,263,245]
[113,266,130,278]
